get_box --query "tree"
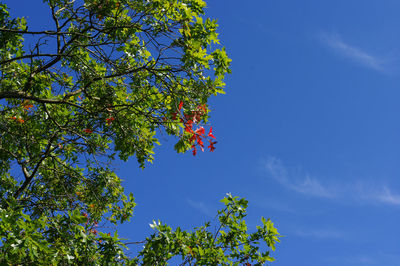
[0,0,280,264]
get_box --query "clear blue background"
[6,1,400,265]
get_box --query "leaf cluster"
[138,194,281,265]
[0,0,280,264]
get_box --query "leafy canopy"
[0,0,279,264]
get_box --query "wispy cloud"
[187,199,213,217]
[262,156,400,206]
[364,185,400,206]
[328,254,376,265]
[264,156,334,198]
[352,181,400,206]
[319,32,386,72]
[328,253,400,266]
[293,228,344,240]
[377,187,400,205]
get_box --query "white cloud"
[328,254,376,265]
[293,228,344,239]
[263,156,334,198]
[319,32,386,72]
[187,199,213,217]
[353,182,400,206]
[293,175,334,198]
[372,186,400,205]
[262,156,400,206]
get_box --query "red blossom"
[197,136,204,147]
[195,127,205,135]
[189,134,197,143]
[191,105,206,122]
[178,101,184,110]
[23,104,34,110]
[83,128,93,134]
[171,112,178,120]
[185,127,194,134]
[185,120,194,133]
[82,212,89,225]
[106,117,115,125]
[192,111,202,122]
[208,140,217,152]
[198,104,207,113]
[192,145,197,156]
[208,126,216,139]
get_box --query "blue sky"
[6,0,400,265]
[122,1,400,264]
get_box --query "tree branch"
[13,134,58,199]
[0,53,67,66]
[0,90,89,112]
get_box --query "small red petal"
[197,137,204,147]
[192,146,197,156]
[23,104,33,110]
[208,140,217,152]
[208,127,216,139]
[195,127,205,135]
[185,126,194,134]
[189,134,196,143]
[198,104,207,112]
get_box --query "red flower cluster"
[23,104,34,110]
[83,128,93,134]
[168,101,218,155]
[187,124,217,155]
[21,100,34,111]
[10,116,25,123]
[106,117,115,125]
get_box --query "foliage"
[0,0,279,264]
[0,194,280,265]
[138,194,280,265]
